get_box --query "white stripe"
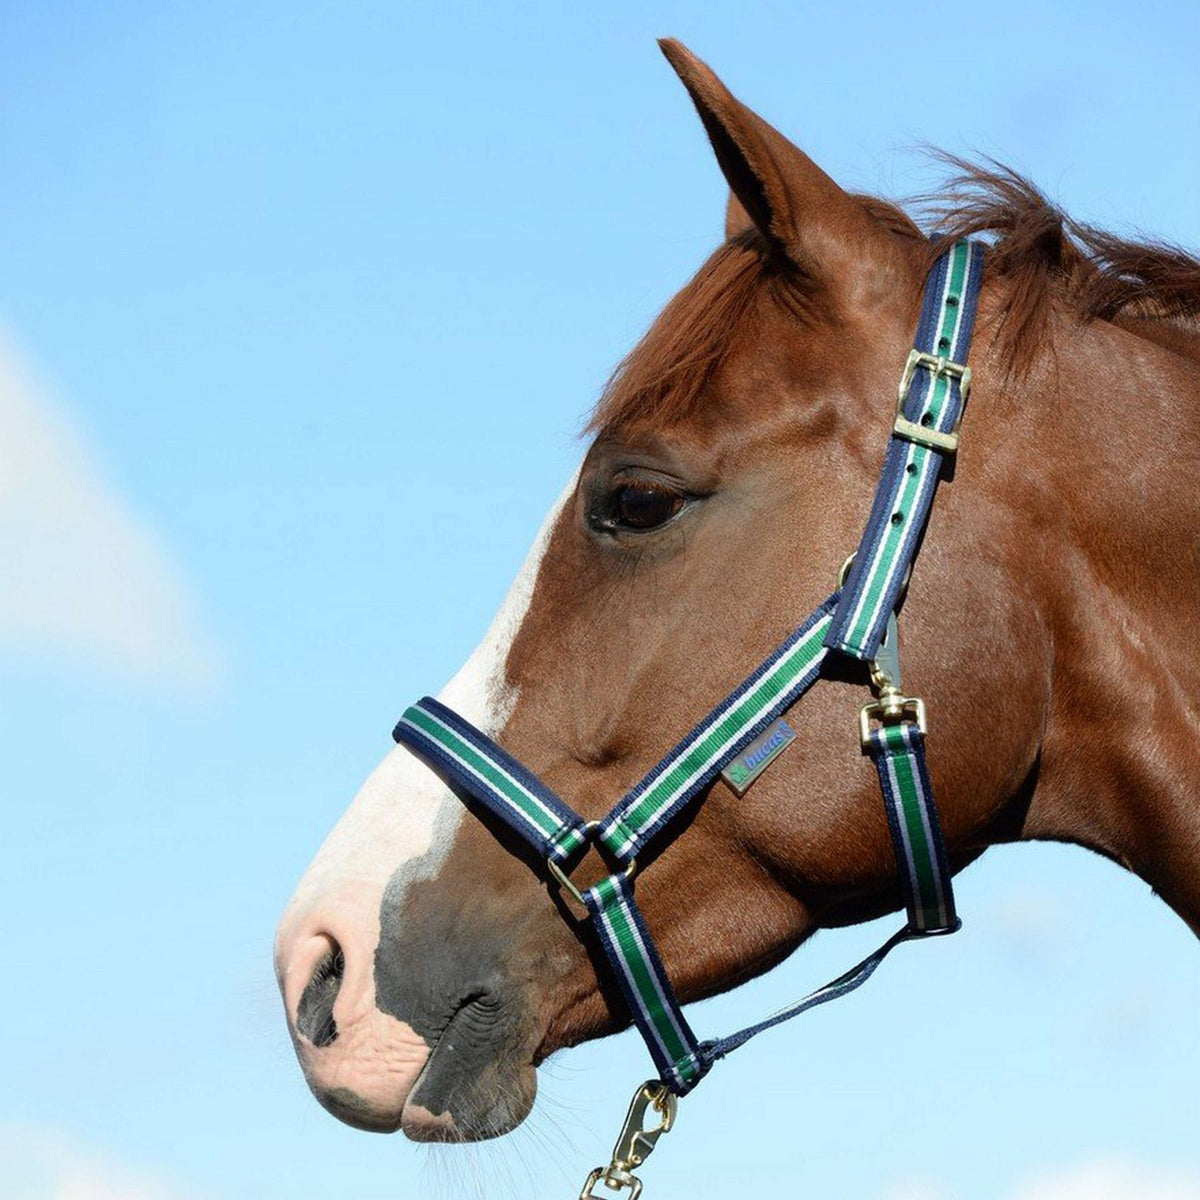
[598,892,693,1062]
[948,245,977,361]
[886,729,949,929]
[603,621,832,855]
[841,246,971,646]
[883,751,924,912]
[405,708,564,837]
[901,726,950,927]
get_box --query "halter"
[394,239,984,1197]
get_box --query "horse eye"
[612,481,685,530]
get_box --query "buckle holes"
[919,412,934,427]
[905,463,918,475]
[890,511,905,526]
[937,336,951,351]
[946,295,960,307]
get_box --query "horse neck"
[1001,311,1200,934]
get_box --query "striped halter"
[395,239,984,1198]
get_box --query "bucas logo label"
[719,718,797,795]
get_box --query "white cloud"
[1013,1160,1200,1200]
[880,1160,1200,1200]
[986,883,1067,965]
[0,1124,203,1200]
[0,329,219,690]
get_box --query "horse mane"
[590,157,1200,434]
[925,155,1200,373]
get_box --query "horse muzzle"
[275,911,538,1142]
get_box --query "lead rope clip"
[578,1081,678,1200]
[859,611,928,747]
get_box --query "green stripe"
[549,824,587,859]
[610,616,830,842]
[846,443,932,645]
[845,241,974,650]
[403,707,562,839]
[882,728,941,922]
[595,879,692,1066]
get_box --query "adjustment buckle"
[548,821,637,919]
[893,349,971,455]
[579,1081,677,1200]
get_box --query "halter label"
[720,718,796,795]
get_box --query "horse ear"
[660,39,878,279]
[725,192,754,240]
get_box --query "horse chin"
[398,1021,538,1142]
[296,1022,537,1142]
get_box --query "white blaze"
[282,474,574,924]
[275,471,578,1112]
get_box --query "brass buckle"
[859,693,927,750]
[547,821,637,918]
[579,1081,677,1200]
[893,349,971,455]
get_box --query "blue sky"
[2,3,1198,1198]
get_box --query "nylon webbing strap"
[699,925,921,1067]
[583,872,708,1094]
[865,722,957,933]
[598,595,838,862]
[826,238,985,661]
[393,697,588,863]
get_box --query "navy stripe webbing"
[584,873,708,1093]
[394,697,588,863]
[866,722,958,933]
[827,239,985,661]
[597,595,837,862]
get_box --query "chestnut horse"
[275,39,1200,1146]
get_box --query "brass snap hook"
[579,1081,678,1200]
[859,612,927,750]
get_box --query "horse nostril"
[295,936,345,1048]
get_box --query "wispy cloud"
[1013,1160,1200,1200]
[0,1124,203,1200]
[0,329,219,691]
[880,1159,1200,1200]
[985,882,1068,970]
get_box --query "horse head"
[274,39,1200,1143]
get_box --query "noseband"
[394,239,984,1196]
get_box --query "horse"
[274,37,1200,1151]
